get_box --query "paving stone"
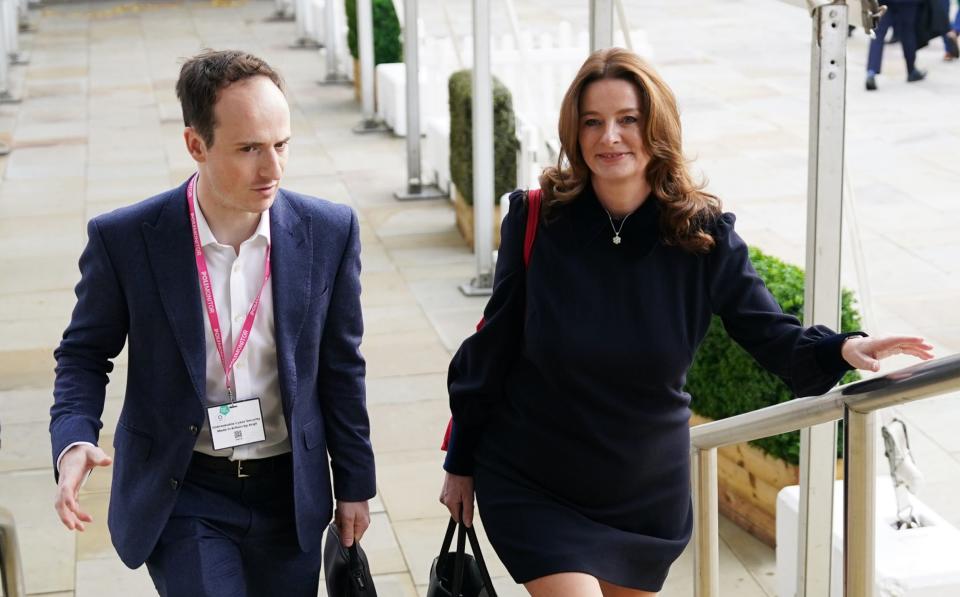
[0,470,76,594]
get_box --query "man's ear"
[184,127,208,163]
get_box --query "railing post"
[797,3,848,595]
[0,507,26,597]
[320,0,350,83]
[589,0,614,51]
[692,447,719,597]
[845,406,877,597]
[459,0,495,297]
[352,0,388,133]
[394,0,445,201]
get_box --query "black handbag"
[427,518,498,597]
[323,522,378,597]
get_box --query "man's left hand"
[334,500,370,547]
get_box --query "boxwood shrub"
[345,0,402,65]
[448,69,519,206]
[685,246,862,465]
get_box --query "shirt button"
[170,478,180,490]
[234,314,243,323]
[189,425,199,435]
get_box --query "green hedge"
[448,70,519,206]
[344,0,403,65]
[685,247,862,465]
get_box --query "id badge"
[206,398,266,451]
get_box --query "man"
[49,50,375,596]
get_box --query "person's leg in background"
[867,7,894,90]
[896,3,927,81]
[942,0,960,60]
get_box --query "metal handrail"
[690,353,960,597]
[0,507,26,597]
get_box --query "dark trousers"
[868,3,920,74]
[145,454,322,597]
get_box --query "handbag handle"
[438,517,498,597]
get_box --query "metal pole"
[0,508,26,597]
[291,0,322,49]
[353,0,389,133]
[589,0,614,51]
[320,0,351,83]
[394,0,445,201]
[692,448,720,597]
[460,0,494,296]
[613,0,633,51]
[797,3,848,596]
[845,406,877,597]
[4,0,25,64]
[265,0,294,22]
[0,0,21,111]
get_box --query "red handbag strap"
[441,188,543,452]
[523,189,541,267]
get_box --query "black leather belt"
[190,451,292,479]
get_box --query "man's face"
[186,75,291,216]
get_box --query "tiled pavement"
[0,0,958,595]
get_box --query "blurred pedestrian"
[866,0,926,90]
[942,0,960,60]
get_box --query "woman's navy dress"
[443,188,854,591]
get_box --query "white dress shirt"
[57,191,291,472]
[191,191,291,460]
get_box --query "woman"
[439,48,933,597]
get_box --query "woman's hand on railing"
[55,444,112,531]
[841,335,935,372]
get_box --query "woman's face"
[577,78,650,185]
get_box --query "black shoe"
[866,74,877,91]
[907,69,927,82]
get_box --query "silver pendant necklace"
[605,209,632,245]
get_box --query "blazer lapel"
[269,190,312,410]
[142,183,207,405]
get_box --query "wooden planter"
[453,186,501,250]
[690,413,843,547]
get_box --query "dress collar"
[566,183,661,255]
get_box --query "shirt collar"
[192,182,271,248]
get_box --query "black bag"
[323,522,378,597]
[427,518,498,597]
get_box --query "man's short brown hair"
[176,49,285,148]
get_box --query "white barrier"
[777,479,960,597]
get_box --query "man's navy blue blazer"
[50,178,376,569]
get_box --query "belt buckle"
[237,460,250,479]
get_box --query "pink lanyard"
[186,174,272,402]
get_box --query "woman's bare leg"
[599,578,658,597]
[525,572,603,597]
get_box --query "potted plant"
[344,0,402,102]
[685,247,862,546]
[448,69,519,249]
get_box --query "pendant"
[613,234,622,245]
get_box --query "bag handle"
[524,188,542,267]
[438,515,498,597]
[464,524,497,594]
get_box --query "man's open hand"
[55,444,112,531]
